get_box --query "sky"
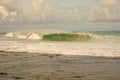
[0,0,120,32]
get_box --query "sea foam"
[0,40,120,57]
[5,29,65,40]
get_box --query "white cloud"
[89,0,120,22]
[0,5,9,20]
[0,5,18,23]
[100,0,118,5]
[0,0,19,24]
[0,0,53,24]
[0,0,17,10]
[64,8,89,22]
[9,11,17,22]
[0,0,120,24]
[21,0,53,23]
[32,0,44,11]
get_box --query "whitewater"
[0,30,120,57]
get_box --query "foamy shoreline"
[0,40,120,57]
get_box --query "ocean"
[0,30,120,57]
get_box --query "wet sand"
[0,51,120,80]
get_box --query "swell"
[5,30,120,42]
[42,33,94,41]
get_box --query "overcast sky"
[0,0,120,32]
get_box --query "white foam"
[5,32,13,37]
[5,29,66,40]
[28,33,41,40]
[0,40,120,57]
[17,35,27,39]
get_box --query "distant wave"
[5,29,120,42]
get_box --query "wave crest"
[43,33,95,41]
[5,29,65,40]
[5,30,120,42]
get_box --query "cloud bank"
[22,0,53,23]
[0,0,53,24]
[89,0,120,22]
[0,4,17,24]
[0,0,20,24]
[100,0,117,5]
[0,0,120,24]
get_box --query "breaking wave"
[5,29,65,40]
[42,33,94,41]
[5,30,120,42]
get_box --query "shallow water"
[0,52,120,80]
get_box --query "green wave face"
[42,33,93,41]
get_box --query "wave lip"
[5,30,42,40]
[5,32,14,37]
[5,29,65,40]
[5,32,41,40]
